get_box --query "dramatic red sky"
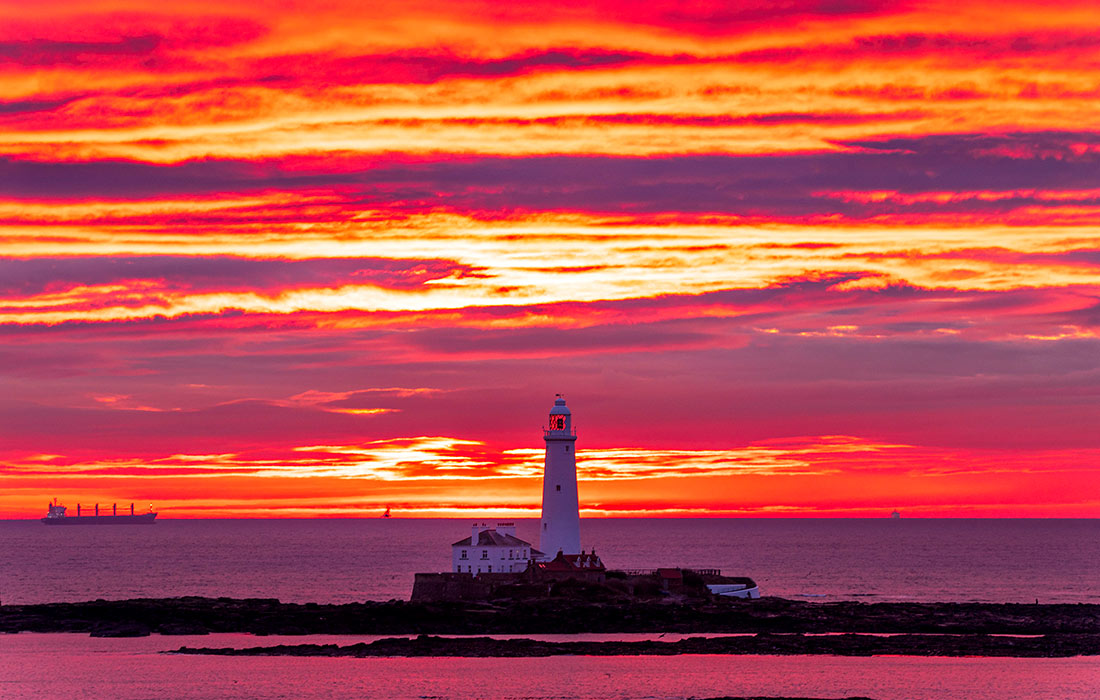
[3,0,1099,518]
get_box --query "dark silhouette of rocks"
[4,597,1099,641]
[169,632,1100,657]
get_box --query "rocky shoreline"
[170,632,1100,657]
[3,596,1099,640]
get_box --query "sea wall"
[410,573,495,601]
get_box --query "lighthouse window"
[566,446,570,452]
[556,484,561,491]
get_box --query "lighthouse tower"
[540,394,581,557]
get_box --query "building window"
[481,550,488,559]
[556,484,561,491]
[566,446,570,452]
[460,550,467,560]
[509,550,514,559]
[487,565,492,573]
[543,523,547,530]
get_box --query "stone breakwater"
[3,597,1099,638]
[170,633,1100,657]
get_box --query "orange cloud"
[4,435,1098,518]
[2,0,1099,520]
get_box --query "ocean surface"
[2,633,1098,700]
[4,518,1099,700]
[2,518,1098,605]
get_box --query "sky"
[2,0,1099,518]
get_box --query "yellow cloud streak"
[4,54,1097,162]
[2,211,1100,325]
[0,435,903,482]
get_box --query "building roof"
[549,395,570,415]
[535,550,606,572]
[452,529,534,548]
[564,552,605,570]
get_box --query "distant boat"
[891,510,901,519]
[382,507,391,518]
[41,498,157,525]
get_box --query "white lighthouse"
[540,394,581,558]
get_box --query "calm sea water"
[4,519,1099,700]
[2,518,1098,604]
[1,633,1098,700]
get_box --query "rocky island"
[3,591,1099,658]
[171,631,1100,658]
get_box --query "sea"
[2,518,1098,699]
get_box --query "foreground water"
[2,633,1098,700]
[5,519,1099,700]
[3,518,1098,604]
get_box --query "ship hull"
[41,513,157,525]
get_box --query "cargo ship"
[41,498,157,525]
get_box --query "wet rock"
[3,597,1099,638]
[155,622,210,635]
[89,622,151,637]
[168,632,1100,658]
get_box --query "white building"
[452,522,539,574]
[540,394,581,558]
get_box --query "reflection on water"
[1,634,1098,700]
